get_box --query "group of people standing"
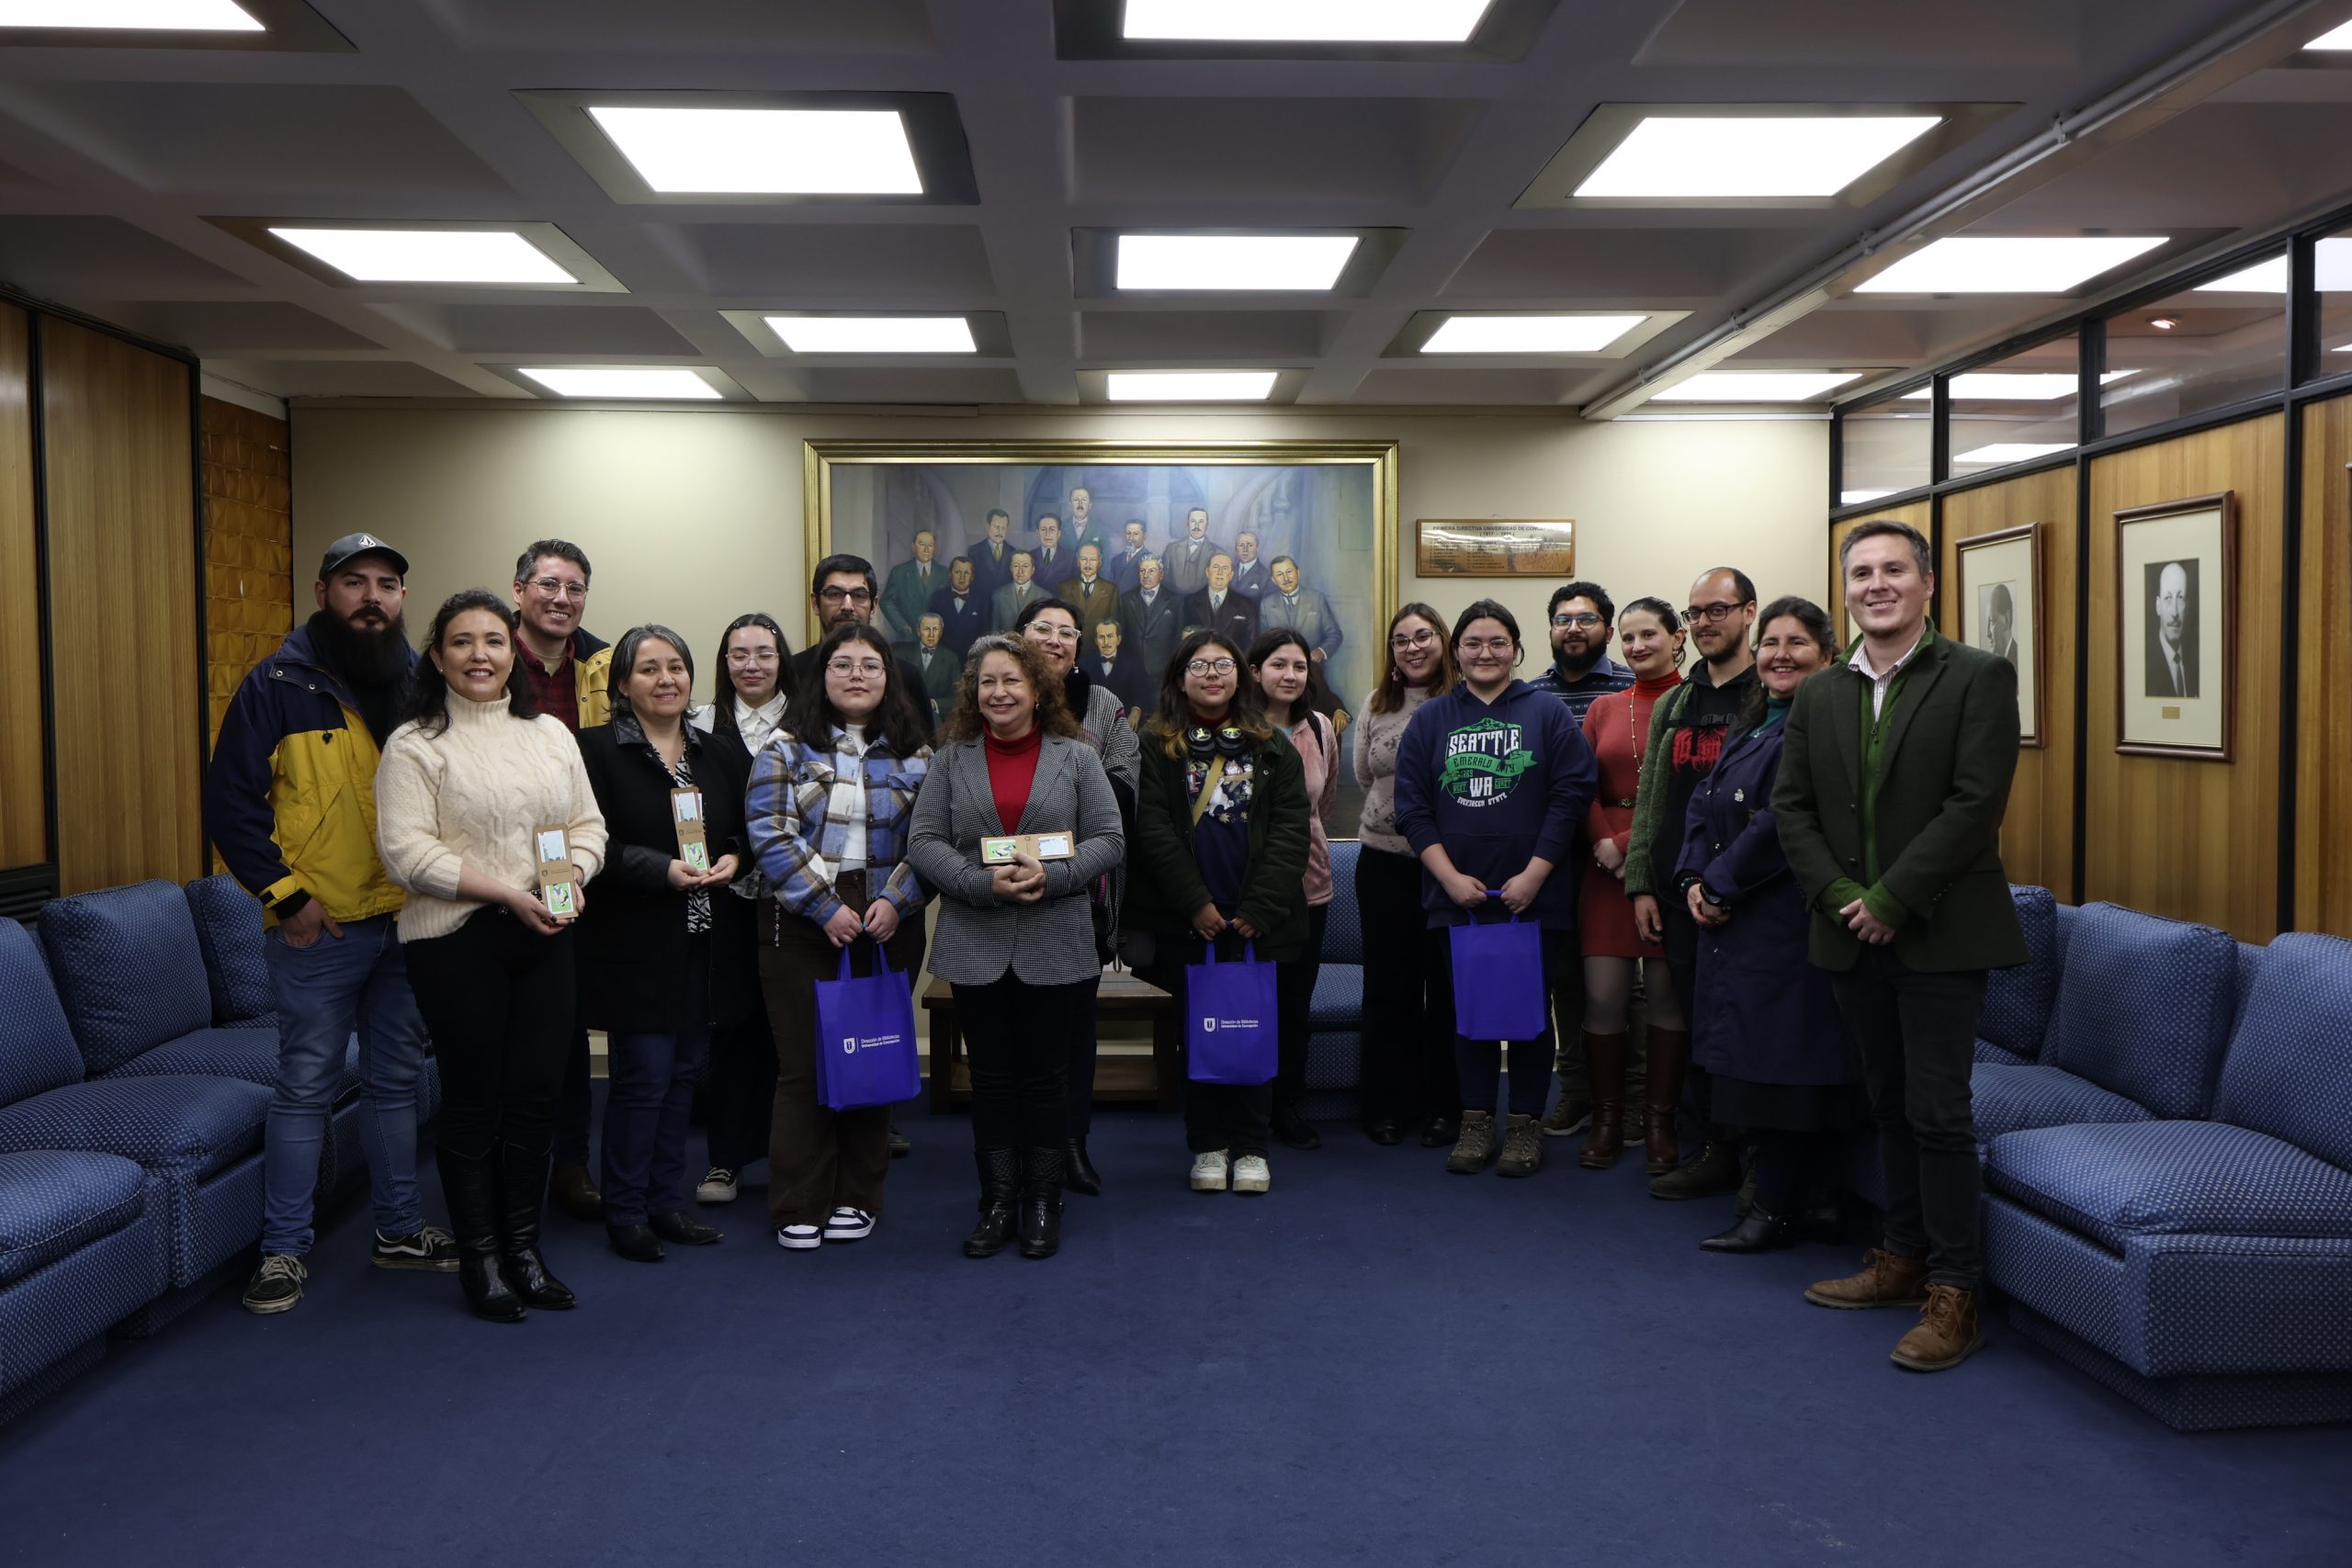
[209,515,2020,1374]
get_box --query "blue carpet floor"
[1,1099,2347,1567]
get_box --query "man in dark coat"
[1080,618,1151,713]
[928,556,988,660]
[1117,554,1182,684]
[1182,551,1258,647]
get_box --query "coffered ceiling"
[0,0,2347,412]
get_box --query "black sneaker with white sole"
[243,1253,308,1314]
[372,1225,460,1271]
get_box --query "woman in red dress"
[1575,598,1688,1171]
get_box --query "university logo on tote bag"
[813,940,922,1111]
[1186,941,1278,1085]
[1451,897,1545,1040]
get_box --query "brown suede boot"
[1891,1284,1984,1371]
[1804,1247,1931,1310]
[1577,1031,1629,1169]
[1642,1026,1690,1176]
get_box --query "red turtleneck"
[983,723,1044,831]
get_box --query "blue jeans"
[600,953,711,1227]
[261,914,429,1254]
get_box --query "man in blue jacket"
[204,533,454,1315]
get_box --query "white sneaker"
[1231,1154,1272,1194]
[695,1167,738,1204]
[823,1206,876,1243]
[775,1224,822,1250]
[1190,1149,1231,1192]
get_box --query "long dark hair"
[608,624,693,724]
[707,612,794,735]
[406,590,537,737]
[781,623,932,757]
[1246,626,1317,726]
[1739,595,1838,729]
[937,635,1083,745]
[1146,628,1271,760]
[1368,601,1459,716]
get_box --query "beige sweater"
[1351,683,1434,855]
[373,694,608,942]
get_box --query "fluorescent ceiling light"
[2194,242,2352,293]
[586,106,922,195]
[1905,371,2134,401]
[1650,371,1860,401]
[0,0,262,26]
[1954,442,2075,465]
[1839,490,1897,504]
[1103,371,1279,401]
[1857,236,2167,294]
[1122,0,1493,43]
[268,228,577,285]
[1422,315,1648,354]
[1576,116,1940,199]
[765,316,977,355]
[518,367,723,400]
[2307,21,2352,49]
[1115,234,1358,291]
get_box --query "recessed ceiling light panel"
[517,367,724,400]
[1122,0,1493,42]
[1953,442,2075,465]
[586,106,922,195]
[1421,314,1649,354]
[1650,371,1861,401]
[1576,116,1940,199]
[1102,370,1279,401]
[1115,234,1359,291]
[765,316,978,355]
[2308,21,2352,49]
[267,227,577,285]
[0,0,262,27]
[1839,490,1897,504]
[1857,236,2167,294]
[1905,372,2132,401]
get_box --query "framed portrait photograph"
[804,439,1400,835]
[1953,522,2043,748]
[2114,491,2234,760]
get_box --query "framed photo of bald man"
[2114,492,2234,760]
[1953,522,2042,748]
[805,438,1400,835]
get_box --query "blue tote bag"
[1450,897,1545,1041]
[813,940,922,1111]
[1185,942,1279,1086]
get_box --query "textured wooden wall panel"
[202,396,292,740]
[2296,394,2352,936]
[0,306,40,871]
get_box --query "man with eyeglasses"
[791,553,885,687]
[1182,550,1258,648]
[1118,554,1182,681]
[880,527,943,643]
[1624,566,1760,1201]
[1531,581,1634,723]
[511,537,614,1222]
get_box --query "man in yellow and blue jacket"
[204,531,456,1314]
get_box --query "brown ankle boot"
[1892,1284,1984,1371]
[1804,1247,1931,1310]
[1643,1026,1690,1176]
[1578,1031,1629,1169]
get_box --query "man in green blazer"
[1776,518,2025,1376]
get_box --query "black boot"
[1649,1138,1741,1200]
[494,1142,574,1310]
[1018,1145,1064,1259]
[1272,1101,1321,1150]
[1699,1202,1797,1253]
[964,1148,1020,1258]
[1064,1138,1102,1197]
[438,1135,525,1323]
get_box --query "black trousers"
[1829,945,1986,1292]
[403,908,576,1156]
[1146,936,1272,1159]
[1445,922,1577,1120]
[1066,973,1102,1139]
[1273,902,1331,1111]
[958,971,1089,1153]
[1354,846,1457,1127]
[704,987,778,1175]
[1659,897,1715,1153]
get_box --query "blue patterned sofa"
[1972,886,2064,1066]
[1984,931,2352,1431]
[1301,838,1366,1124]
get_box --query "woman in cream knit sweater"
[375,590,607,1324]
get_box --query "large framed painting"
[1954,522,2044,748]
[804,439,1400,835]
[2114,491,2234,761]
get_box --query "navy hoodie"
[1393,678,1598,930]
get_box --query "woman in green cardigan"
[1126,627,1310,1197]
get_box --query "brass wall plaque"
[1415,519,1575,578]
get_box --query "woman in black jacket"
[576,624,752,1262]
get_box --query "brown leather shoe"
[1643,1026,1690,1176]
[1804,1247,1930,1310]
[1577,1031,1628,1169]
[550,1163,604,1223]
[1892,1284,1984,1371]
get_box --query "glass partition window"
[2315,227,2352,378]
[1941,333,2084,477]
[2101,253,2287,436]
[1838,391,1931,504]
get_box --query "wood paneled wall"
[1939,468,2078,896]
[202,397,292,741]
[41,321,201,893]
[1829,500,1929,649]
[2084,414,2285,940]
[0,306,41,873]
[2296,395,2352,936]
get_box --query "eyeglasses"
[1458,638,1514,657]
[726,649,778,665]
[825,659,888,677]
[1027,625,1080,642]
[1388,628,1437,650]
[1683,601,1747,625]
[523,577,588,602]
[817,586,875,605]
[1184,658,1238,675]
[1551,613,1604,629]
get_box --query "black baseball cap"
[319,532,409,581]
